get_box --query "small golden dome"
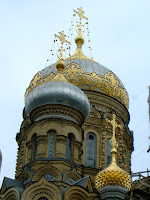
[55,59,66,72]
[95,148,132,191]
[52,60,68,82]
[75,35,85,47]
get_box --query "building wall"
[15,90,133,185]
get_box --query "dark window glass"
[106,138,112,166]
[66,134,72,161]
[32,134,37,160]
[89,135,94,140]
[86,133,96,168]
[33,140,37,160]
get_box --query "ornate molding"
[25,63,129,108]
[33,162,62,182]
[63,168,81,184]
[30,104,84,125]
[21,176,62,200]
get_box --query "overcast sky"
[0,0,150,185]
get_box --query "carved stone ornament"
[63,168,81,184]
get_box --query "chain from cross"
[105,113,122,149]
[54,31,71,60]
[73,7,88,35]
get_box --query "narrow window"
[66,133,75,161]
[86,133,96,168]
[106,138,112,166]
[32,134,37,160]
[48,130,56,158]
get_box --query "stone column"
[56,135,67,159]
[26,142,32,162]
[36,136,47,158]
[74,141,81,164]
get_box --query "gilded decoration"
[95,162,132,191]
[25,63,129,108]
[95,113,132,191]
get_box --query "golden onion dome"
[95,148,132,191]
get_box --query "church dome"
[25,58,129,109]
[95,157,132,191]
[95,132,132,192]
[25,14,129,110]
[25,59,90,123]
[25,80,90,120]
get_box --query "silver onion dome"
[25,80,90,120]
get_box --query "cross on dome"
[106,113,122,150]
[73,7,88,35]
[54,31,71,60]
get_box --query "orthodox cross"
[106,113,122,149]
[54,31,71,60]
[73,7,88,35]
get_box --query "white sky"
[0,0,150,185]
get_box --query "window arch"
[86,132,96,168]
[31,133,37,160]
[39,198,48,200]
[66,133,75,161]
[106,138,112,167]
[48,130,56,158]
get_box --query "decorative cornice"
[30,104,84,125]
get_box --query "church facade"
[0,8,135,200]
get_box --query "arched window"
[106,138,112,167]
[48,130,56,158]
[66,133,75,161]
[86,133,96,168]
[31,134,37,160]
[38,198,48,200]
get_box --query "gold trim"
[73,7,88,35]
[95,113,132,191]
[65,48,93,61]
[54,31,71,60]
[95,159,132,191]
[25,63,129,108]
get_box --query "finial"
[73,7,88,47]
[54,30,71,60]
[65,7,90,61]
[95,113,132,192]
[106,113,122,161]
[73,7,88,36]
[52,31,70,82]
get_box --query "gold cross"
[73,7,88,35]
[54,31,71,60]
[106,113,122,149]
